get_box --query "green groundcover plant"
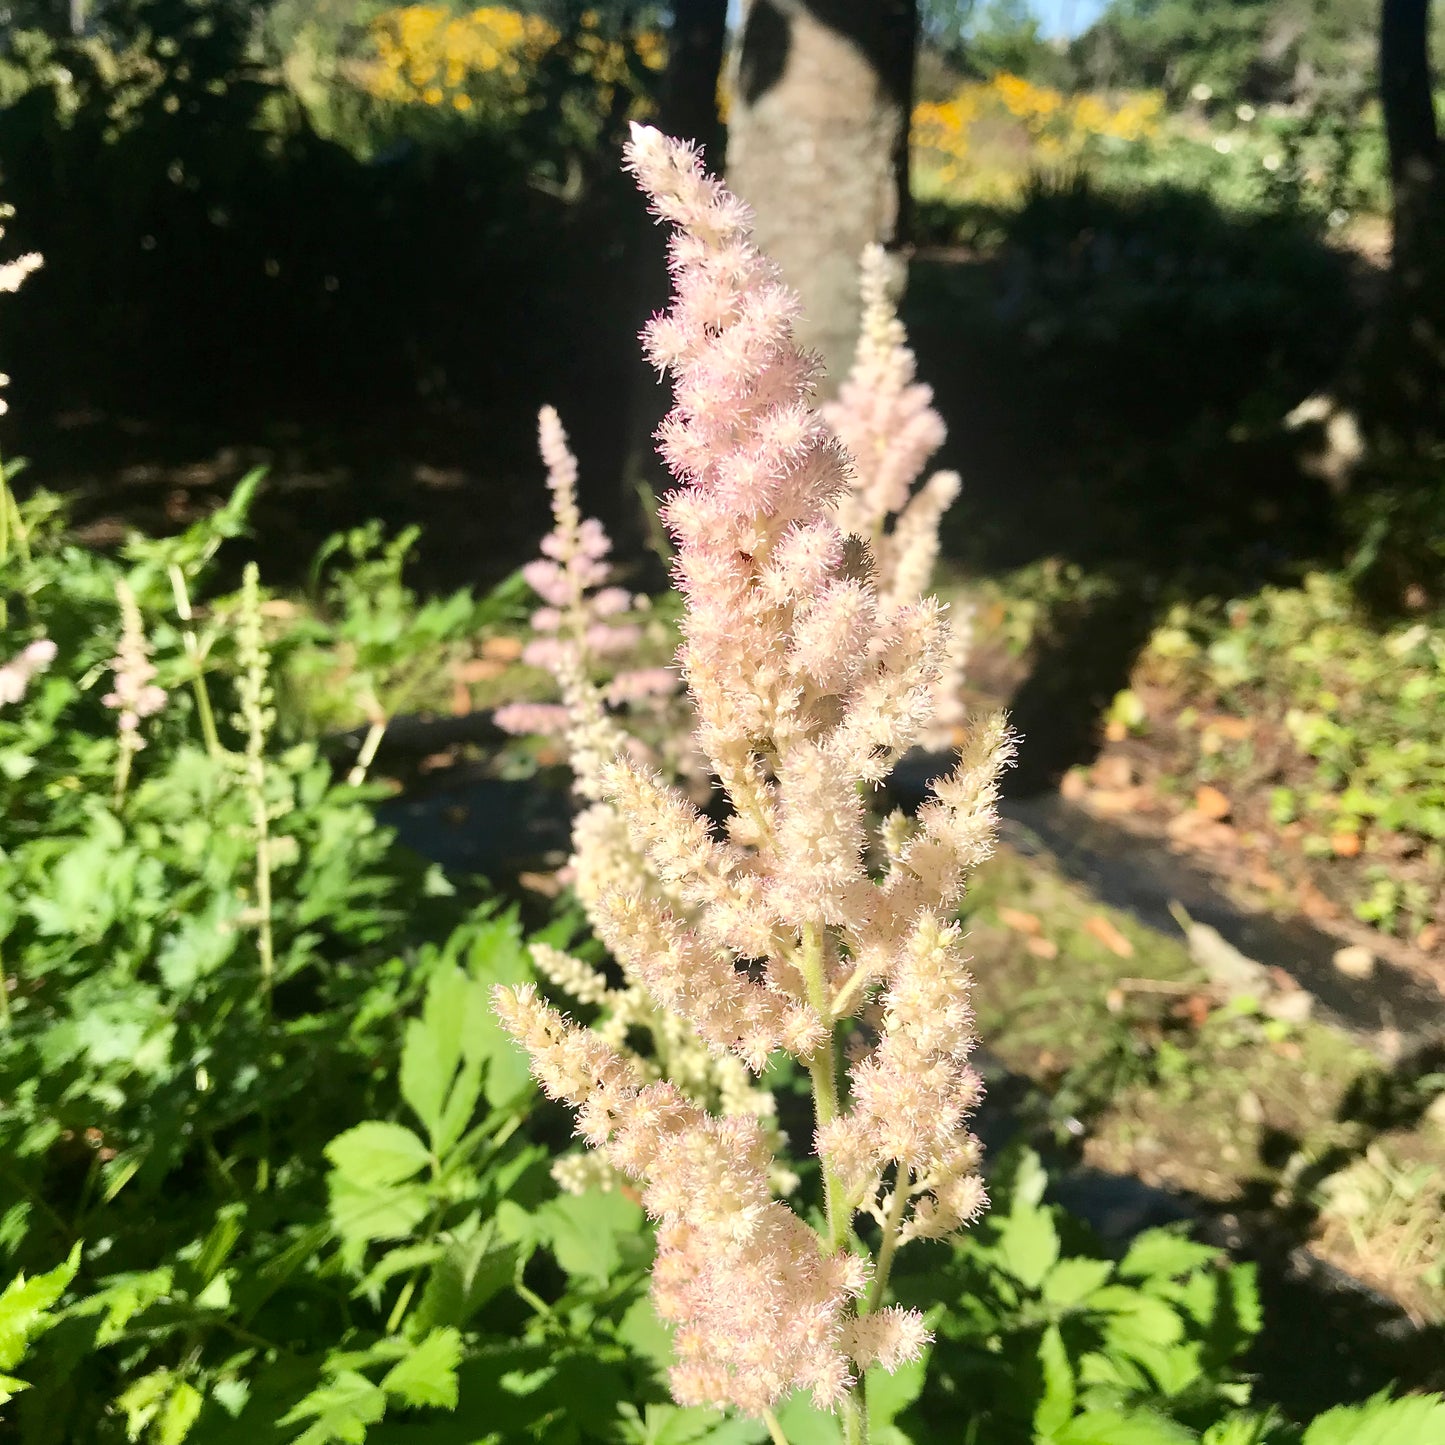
[2,140,1442,1445]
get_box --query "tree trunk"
[659,0,730,167]
[727,0,917,393]
[1381,0,1441,274]
[1378,0,1444,424]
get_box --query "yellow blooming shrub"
[913,73,1163,202]
[361,4,663,117]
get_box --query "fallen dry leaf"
[998,907,1043,936]
[451,682,472,716]
[1417,924,1441,953]
[1206,715,1254,742]
[481,634,525,662]
[1330,831,1362,858]
[518,870,565,898]
[1060,768,1089,802]
[1084,914,1135,958]
[1026,936,1060,960]
[1092,755,1136,790]
[1103,719,1128,743]
[1194,784,1232,821]
[454,657,507,684]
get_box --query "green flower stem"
[168,564,222,760]
[762,1408,791,1445]
[865,1162,913,1314]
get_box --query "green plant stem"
[798,921,849,1253]
[865,1162,913,1314]
[168,564,221,760]
[762,1408,791,1445]
[253,800,274,997]
[840,1388,867,1445]
[346,718,387,787]
[0,947,10,1029]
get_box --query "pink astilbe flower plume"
[495,126,1016,1429]
[822,244,972,747]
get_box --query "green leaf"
[1034,1324,1076,1438]
[0,1244,80,1370]
[866,1336,930,1431]
[157,1380,204,1445]
[400,966,468,1142]
[280,1370,387,1445]
[996,1201,1061,1290]
[380,1327,462,1410]
[411,1229,517,1334]
[325,1123,431,1188]
[535,1190,647,1284]
[461,918,536,1107]
[1118,1230,1219,1283]
[1042,1258,1113,1309]
[327,1178,431,1247]
[1091,1287,1186,1351]
[1050,1408,1195,1444]
[1302,1391,1445,1445]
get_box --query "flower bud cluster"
[496,126,1016,1421]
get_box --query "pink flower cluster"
[495,126,1014,1423]
[103,583,166,742]
[0,638,56,707]
[494,406,672,741]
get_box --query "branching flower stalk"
[495,127,1015,1441]
[502,408,790,1195]
[234,563,276,998]
[103,580,168,807]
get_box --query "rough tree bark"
[726,0,918,392]
[1381,0,1441,277]
[1377,0,1444,423]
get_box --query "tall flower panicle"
[103,582,167,742]
[495,126,1016,1429]
[495,405,674,756]
[501,408,783,1192]
[823,243,970,747]
[103,580,166,804]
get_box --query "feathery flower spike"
[496,127,1016,1431]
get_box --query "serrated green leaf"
[0,1244,80,1369]
[1034,1323,1076,1438]
[535,1189,647,1284]
[1042,1257,1114,1309]
[432,1058,483,1160]
[1051,1407,1195,1444]
[380,1327,461,1409]
[325,1123,431,1188]
[281,1370,387,1445]
[1118,1230,1219,1284]
[327,1177,431,1247]
[866,1335,930,1432]
[157,1380,204,1445]
[400,967,468,1140]
[411,1229,516,1334]
[1302,1390,1445,1445]
[996,1200,1060,1290]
